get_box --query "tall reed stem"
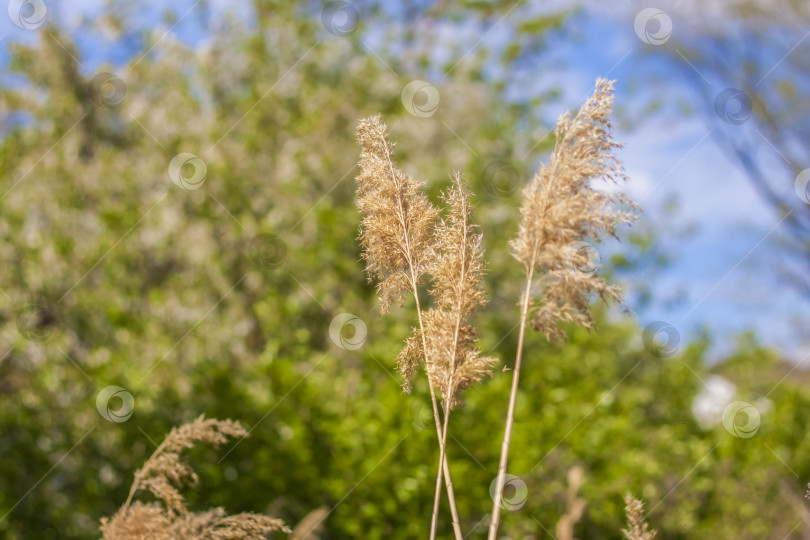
[415,286,464,540]
[431,398,454,539]
[488,246,536,540]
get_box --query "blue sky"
[2,0,806,361]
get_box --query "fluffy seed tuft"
[355,115,439,316]
[423,172,496,409]
[511,79,638,343]
[100,416,289,539]
[622,494,656,540]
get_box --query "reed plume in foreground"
[355,115,463,539]
[100,416,289,540]
[488,79,639,539]
[423,172,495,538]
[622,494,656,540]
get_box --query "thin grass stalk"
[487,259,535,540]
[431,399,453,539]
[414,286,464,540]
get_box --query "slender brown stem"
[488,248,536,540]
[428,300,464,540]
[431,398,454,540]
[416,282,463,540]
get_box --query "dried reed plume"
[100,416,289,540]
[622,494,656,540]
[510,77,637,343]
[355,115,438,316]
[488,79,639,539]
[424,172,496,411]
[423,172,495,538]
[355,115,463,539]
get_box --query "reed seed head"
[100,416,290,539]
[423,173,496,409]
[555,466,586,540]
[355,115,439,314]
[397,332,423,393]
[129,415,246,515]
[622,494,656,540]
[511,78,639,343]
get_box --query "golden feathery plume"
[355,115,463,540]
[489,79,639,540]
[123,416,246,515]
[355,115,438,316]
[355,115,439,392]
[101,416,289,540]
[622,494,656,540]
[510,78,638,342]
[424,172,496,410]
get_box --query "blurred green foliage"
[0,1,808,539]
